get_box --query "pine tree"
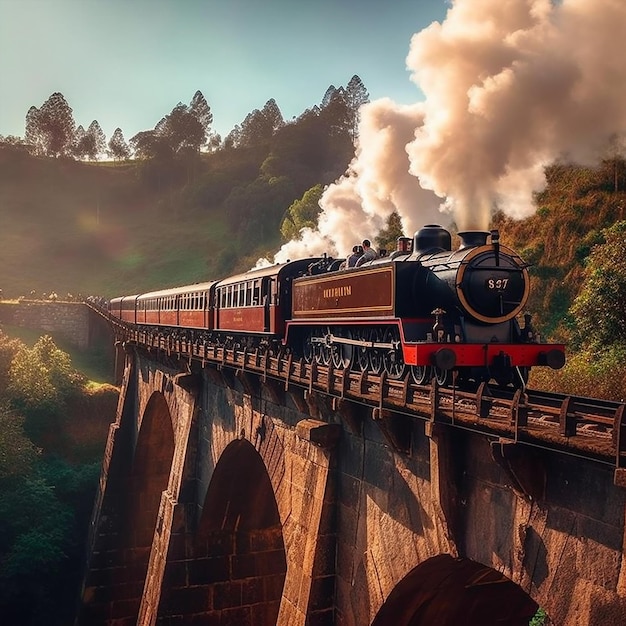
[86,120,106,160]
[345,75,369,139]
[189,90,213,133]
[107,128,130,161]
[25,106,44,155]
[72,125,88,159]
[238,99,284,147]
[321,85,339,108]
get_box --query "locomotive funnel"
[414,225,452,253]
[457,231,490,249]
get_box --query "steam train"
[108,225,565,388]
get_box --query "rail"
[91,304,626,482]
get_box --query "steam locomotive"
[108,225,565,388]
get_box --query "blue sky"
[0,0,448,143]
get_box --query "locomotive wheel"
[331,329,353,370]
[356,328,369,371]
[320,327,332,366]
[382,327,406,379]
[434,367,451,386]
[302,330,315,364]
[411,365,431,385]
[309,328,325,365]
[369,328,384,374]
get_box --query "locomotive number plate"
[485,278,509,290]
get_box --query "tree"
[24,106,44,155]
[238,99,285,147]
[161,102,206,154]
[0,405,37,480]
[86,120,106,160]
[280,185,324,241]
[25,93,76,157]
[7,335,84,415]
[130,94,210,164]
[107,127,131,160]
[321,85,339,108]
[129,129,169,160]
[72,125,88,159]
[319,88,351,138]
[345,75,369,139]
[375,212,405,254]
[569,221,626,351]
[189,90,213,133]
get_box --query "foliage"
[0,403,38,479]
[345,74,370,139]
[107,127,131,160]
[0,329,103,624]
[529,607,549,626]
[25,93,76,157]
[237,99,285,148]
[0,460,100,625]
[72,120,106,161]
[7,335,86,415]
[280,184,324,240]
[375,211,405,254]
[568,221,626,351]
[532,344,626,401]
[0,330,23,390]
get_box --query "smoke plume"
[407,0,626,230]
[269,0,626,264]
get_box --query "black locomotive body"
[108,224,565,388]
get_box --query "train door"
[262,277,272,332]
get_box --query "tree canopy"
[569,221,626,351]
[25,93,76,157]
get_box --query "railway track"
[96,306,626,474]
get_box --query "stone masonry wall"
[0,301,90,349]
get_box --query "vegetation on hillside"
[491,159,626,399]
[0,77,368,298]
[0,331,116,625]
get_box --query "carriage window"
[245,281,252,306]
[253,281,260,306]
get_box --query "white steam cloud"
[268,0,626,265]
[407,0,626,230]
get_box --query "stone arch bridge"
[76,324,626,626]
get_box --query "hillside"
[493,159,626,336]
[3,142,626,350]
[0,129,353,299]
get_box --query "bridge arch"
[158,438,287,624]
[110,390,176,621]
[370,554,539,626]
